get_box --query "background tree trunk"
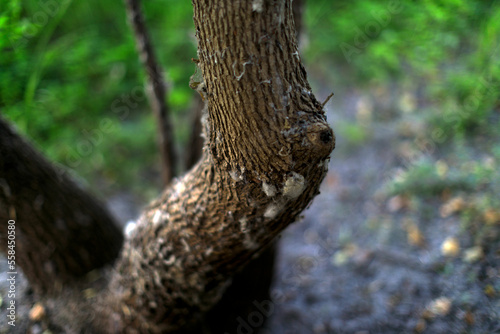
[0,118,123,295]
[124,0,177,185]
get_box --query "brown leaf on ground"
[484,285,496,297]
[441,237,460,257]
[423,297,452,318]
[402,217,425,247]
[463,246,483,263]
[464,310,475,326]
[29,302,45,322]
[483,209,500,225]
[406,223,425,247]
[440,197,466,218]
[387,195,409,213]
[414,319,427,333]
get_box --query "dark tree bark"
[184,94,206,171]
[0,119,123,295]
[188,2,307,333]
[293,0,305,39]
[0,0,334,333]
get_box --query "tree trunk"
[0,0,334,332]
[0,118,124,295]
[184,94,206,171]
[96,0,334,332]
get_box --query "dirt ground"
[260,87,500,334]
[1,87,499,333]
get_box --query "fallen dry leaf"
[423,297,452,318]
[29,302,45,322]
[331,243,358,267]
[414,319,427,333]
[483,209,500,225]
[484,284,496,297]
[440,197,466,218]
[463,246,483,263]
[441,237,460,257]
[404,218,425,247]
[464,310,475,326]
[387,195,408,213]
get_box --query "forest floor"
[1,84,499,334]
[261,83,500,334]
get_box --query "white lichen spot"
[175,180,186,194]
[204,247,213,256]
[200,104,210,139]
[239,217,249,233]
[252,0,263,12]
[125,220,137,237]
[181,238,191,252]
[164,255,175,266]
[318,158,330,170]
[262,182,277,197]
[291,51,300,60]
[283,172,306,199]
[229,170,243,182]
[152,210,162,225]
[264,200,285,219]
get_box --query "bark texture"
[0,118,124,295]
[97,0,334,332]
[185,94,206,170]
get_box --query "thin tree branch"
[124,0,177,185]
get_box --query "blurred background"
[1,0,499,333]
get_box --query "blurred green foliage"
[305,0,500,135]
[1,0,195,197]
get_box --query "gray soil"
[1,88,499,333]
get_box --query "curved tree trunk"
[97,0,334,332]
[0,0,334,333]
[0,119,123,295]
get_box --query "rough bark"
[0,118,124,295]
[96,0,334,332]
[293,0,305,39]
[125,0,177,184]
[188,1,306,332]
